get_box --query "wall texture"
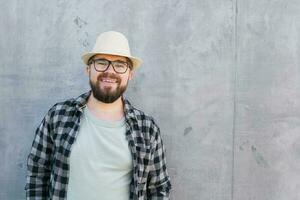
[0,0,299,199]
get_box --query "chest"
[70,115,132,170]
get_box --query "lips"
[101,78,117,83]
[97,73,121,84]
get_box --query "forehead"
[93,54,127,62]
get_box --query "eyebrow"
[94,58,127,62]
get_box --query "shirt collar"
[74,90,91,110]
[74,90,138,125]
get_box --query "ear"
[85,65,90,75]
[128,70,134,80]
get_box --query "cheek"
[89,71,99,81]
[120,75,130,85]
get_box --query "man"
[25,31,171,199]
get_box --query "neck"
[86,93,124,121]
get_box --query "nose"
[105,63,116,73]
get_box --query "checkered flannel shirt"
[25,91,171,200]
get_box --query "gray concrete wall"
[0,0,299,199]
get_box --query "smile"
[101,78,117,83]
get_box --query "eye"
[114,61,127,68]
[95,59,108,65]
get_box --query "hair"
[87,55,95,65]
[126,57,133,70]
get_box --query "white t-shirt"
[67,106,133,200]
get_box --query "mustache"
[97,72,121,82]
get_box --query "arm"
[147,122,172,200]
[25,111,54,199]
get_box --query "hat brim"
[81,52,142,71]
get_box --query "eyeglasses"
[89,58,130,74]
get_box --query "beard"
[89,72,128,103]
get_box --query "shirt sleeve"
[147,121,172,200]
[25,108,54,199]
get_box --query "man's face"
[86,54,134,103]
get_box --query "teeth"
[102,78,116,83]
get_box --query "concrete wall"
[0,0,299,199]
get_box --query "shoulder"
[124,98,157,124]
[46,91,90,117]
[132,106,156,124]
[47,97,77,117]
[124,98,161,139]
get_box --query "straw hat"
[81,31,142,70]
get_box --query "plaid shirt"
[25,91,171,200]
